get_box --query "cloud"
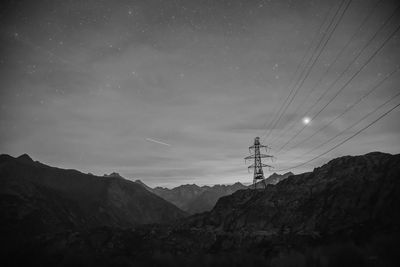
[0,0,399,187]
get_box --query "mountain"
[187,152,400,235]
[135,179,156,192]
[152,184,205,212]
[250,171,294,188]
[2,152,400,266]
[103,172,124,178]
[0,152,400,267]
[264,171,293,184]
[186,182,247,214]
[148,182,247,214]
[0,154,186,238]
[139,172,292,214]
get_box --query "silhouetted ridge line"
[0,154,187,233]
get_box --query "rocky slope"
[185,183,247,214]
[2,152,400,266]
[144,182,247,214]
[263,171,293,184]
[252,171,294,188]
[187,152,400,235]
[0,154,186,237]
[151,184,204,212]
[141,172,292,214]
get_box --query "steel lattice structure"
[245,137,273,189]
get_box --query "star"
[302,117,311,125]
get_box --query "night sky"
[1,0,399,187]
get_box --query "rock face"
[142,172,292,215]
[149,182,247,214]
[152,184,204,212]
[0,154,186,237]
[2,152,400,267]
[188,152,400,235]
[134,179,154,192]
[251,171,294,188]
[186,183,247,214]
[264,171,293,184]
[103,172,124,178]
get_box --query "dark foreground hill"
[187,152,400,233]
[1,152,400,267]
[0,154,186,236]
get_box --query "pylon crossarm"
[245,154,273,159]
[259,154,273,158]
[248,163,271,168]
[249,145,270,150]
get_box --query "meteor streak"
[145,138,171,147]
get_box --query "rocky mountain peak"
[189,152,400,234]
[103,172,124,179]
[135,179,154,191]
[17,153,34,163]
[0,156,187,235]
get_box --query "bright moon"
[302,117,311,125]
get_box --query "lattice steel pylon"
[245,137,273,189]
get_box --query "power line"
[263,0,352,142]
[274,100,400,172]
[296,89,400,159]
[298,3,400,121]
[271,4,400,151]
[260,0,340,139]
[260,0,349,141]
[260,28,324,135]
[265,0,354,143]
[268,0,384,146]
[274,19,400,154]
[278,67,400,155]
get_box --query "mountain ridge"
[1,151,399,266]
[137,180,248,214]
[135,172,294,214]
[0,153,187,236]
[185,151,400,234]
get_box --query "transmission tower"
[245,137,273,189]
